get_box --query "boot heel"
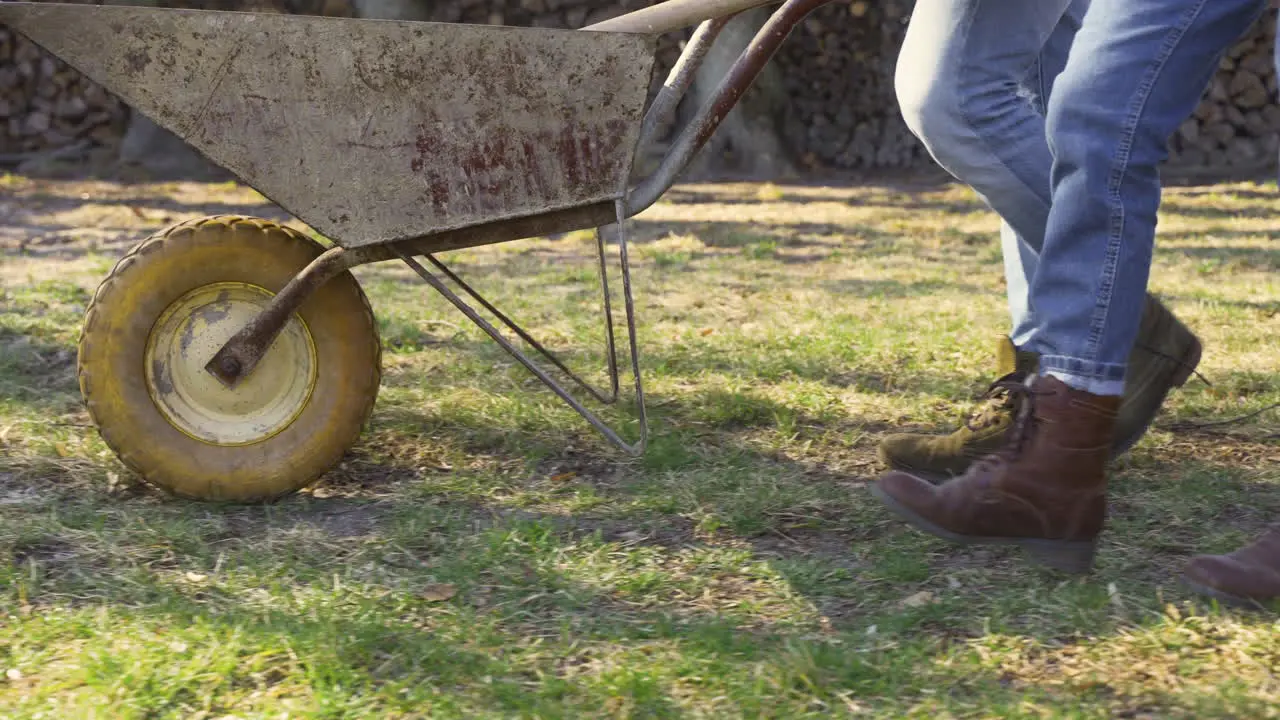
[1022,540,1097,574]
[1170,337,1202,387]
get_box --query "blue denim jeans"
[1032,0,1267,394]
[895,0,1089,349]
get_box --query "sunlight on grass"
[1,177,1277,717]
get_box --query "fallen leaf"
[550,472,577,482]
[900,591,935,608]
[422,583,457,602]
[184,572,208,583]
[54,443,70,458]
[700,328,715,336]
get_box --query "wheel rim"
[145,282,317,446]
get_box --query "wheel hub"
[145,282,317,446]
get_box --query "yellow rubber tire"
[77,215,381,502]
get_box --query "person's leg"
[1030,0,1264,389]
[1002,5,1087,349]
[882,0,1204,479]
[874,0,1267,574]
[895,0,1079,340]
[883,0,1076,477]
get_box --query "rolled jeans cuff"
[1039,355,1126,397]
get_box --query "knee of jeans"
[896,64,956,143]
[895,73,971,161]
[896,62,1011,179]
[1044,87,1098,167]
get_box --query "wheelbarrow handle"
[584,0,783,34]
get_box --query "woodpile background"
[1169,12,1280,173]
[777,0,922,170]
[0,21,128,161]
[0,0,1276,176]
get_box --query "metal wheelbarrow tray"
[0,0,838,502]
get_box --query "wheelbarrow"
[0,0,837,502]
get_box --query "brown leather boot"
[1182,527,1280,608]
[871,374,1120,574]
[877,294,1201,481]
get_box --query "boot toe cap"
[874,470,941,517]
[877,433,927,465]
[877,434,962,477]
[1183,555,1280,605]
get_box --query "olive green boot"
[1112,294,1203,454]
[875,336,1038,480]
[877,294,1202,480]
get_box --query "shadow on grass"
[13,191,284,220]
[0,487,992,715]
[1159,201,1280,220]
[15,189,280,213]
[1157,235,1280,272]
[0,329,80,412]
[5,430,1277,714]
[4,340,1277,714]
[660,182,992,217]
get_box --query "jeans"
[895,0,1089,349]
[1032,0,1267,395]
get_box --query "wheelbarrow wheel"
[77,215,381,502]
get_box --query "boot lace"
[963,372,1026,432]
[968,378,1054,473]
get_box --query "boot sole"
[870,482,1097,574]
[874,446,978,485]
[1111,333,1203,458]
[872,460,955,486]
[1180,576,1279,611]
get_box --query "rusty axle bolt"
[219,356,242,378]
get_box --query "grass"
[1,175,1278,718]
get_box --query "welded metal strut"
[417,235,623,406]
[395,198,648,454]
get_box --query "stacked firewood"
[0,24,128,159]
[1168,11,1280,170]
[775,1,924,170]
[1,0,1277,173]
[775,1,1279,172]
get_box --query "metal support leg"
[394,199,648,454]
[415,236,623,406]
